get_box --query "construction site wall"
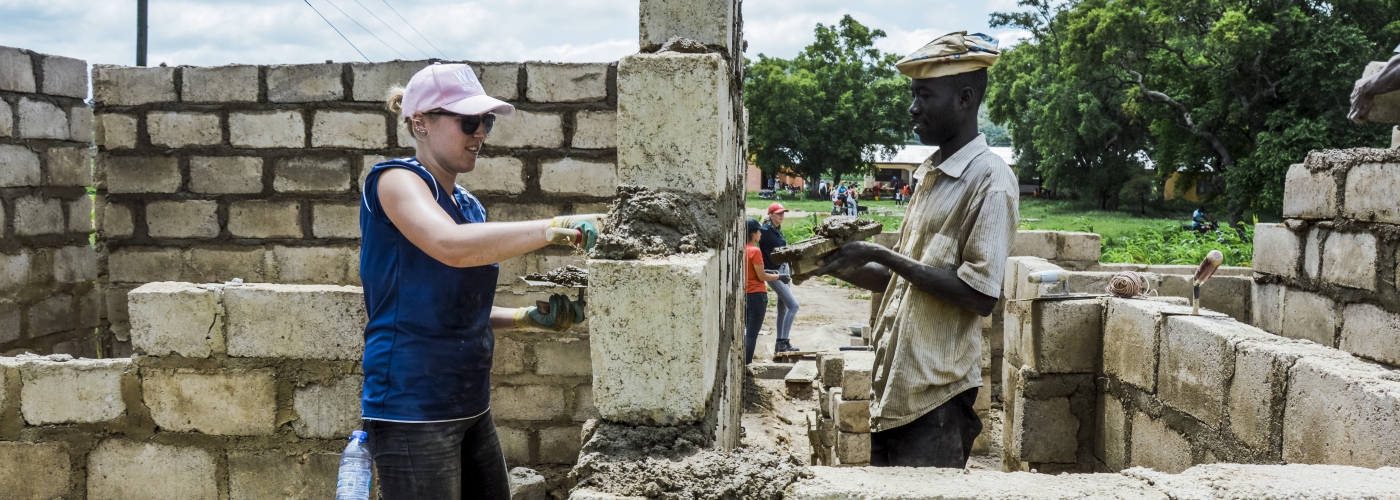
[90,58,618,361]
[0,46,100,357]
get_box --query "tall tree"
[746,16,912,195]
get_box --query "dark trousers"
[743,292,768,363]
[365,410,511,500]
[870,388,982,468]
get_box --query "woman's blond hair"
[386,85,417,138]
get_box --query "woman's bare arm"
[378,168,551,268]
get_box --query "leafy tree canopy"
[745,15,912,194]
[989,0,1398,223]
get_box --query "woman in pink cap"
[359,63,601,498]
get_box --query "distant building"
[745,162,807,192]
[865,145,1016,187]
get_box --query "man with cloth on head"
[813,31,1017,468]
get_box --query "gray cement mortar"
[524,265,590,287]
[590,185,722,260]
[570,421,809,500]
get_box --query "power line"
[323,0,406,59]
[380,0,448,59]
[303,0,370,62]
[350,0,431,59]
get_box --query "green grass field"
[1016,199,1183,242]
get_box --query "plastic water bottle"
[335,430,372,500]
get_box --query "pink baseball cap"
[400,63,515,118]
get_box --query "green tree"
[992,0,1397,225]
[745,15,912,196]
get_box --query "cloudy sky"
[0,0,1029,68]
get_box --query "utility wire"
[323,0,406,59]
[303,0,370,62]
[380,0,448,58]
[351,0,431,59]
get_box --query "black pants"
[743,292,768,363]
[365,410,511,500]
[870,388,982,468]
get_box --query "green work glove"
[513,293,586,331]
[545,220,599,252]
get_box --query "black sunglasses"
[425,111,496,135]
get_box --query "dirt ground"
[738,278,1004,470]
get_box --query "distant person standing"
[846,185,860,216]
[744,217,781,363]
[759,203,801,353]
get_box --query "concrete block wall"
[0,46,100,357]
[0,282,588,499]
[808,351,877,466]
[1001,257,1400,474]
[1251,148,1400,368]
[91,59,619,358]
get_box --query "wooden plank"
[784,359,819,384]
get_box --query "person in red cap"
[359,62,602,498]
[759,202,802,353]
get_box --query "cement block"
[841,351,875,400]
[488,203,558,222]
[108,247,183,283]
[275,157,352,193]
[1012,257,1062,300]
[1344,162,1400,224]
[69,105,93,142]
[1251,223,1299,278]
[1303,225,1325,279]
[190,156,263,194]
[1012,396,1078,463]
[185,247,268,283]
[1250,281,1284,334]
[182,65,259,102]
[1129,411,1192,473]
[0,99,10,137]
[1058,232,1101,262]
[617,53,734,197]
[292,375,362,439]
[492,337,527,375]
[491,110,564,148]
[40,54,87,97]
[1320,231,1377,290]
[574,384,599,422]
[146,111,221,148]
[1280,289,1336,346]
[0,251,30,291]
[228,200,302,238]
[493,385,567,421]
[313,110,388,148]
[95,113,136,149]
[228,450,338,500]
[836,397,870,433]
[1158,316,1252,426]
[47,146,93,186]
[18,357,131,425]
[92,65,176,105]
[573,110,617,149]
[129,282,222,357]
[526,62,608,102]
[1283,355,1400,467]
[818,351,844,388]
[639,0,736,52]
[1095,392,1128,471]
[0,144,41,187]
[18,97,67,140]
[458,157,526,195]
[1340,302,1400,367]
[230,110,306,148]
[535,338,592,377]
[13,196,63,236]
[350,60,425,100]
[144,368,276,435]
[1228,337,1339,451]
[499,426,531,465]
[0,300,18,344]
[790,467,1169,499]
[28,293,74,336]
[1129,463,1400,500]
[1011,230,1058,259]
[1103,298,1174,391]
[510,467,548,500]
[1282,164,1337,219]
[102,202,134,238]
[68,196,93,233]
[268,63,343,102]
[313,202,360,238]
[270,245,355,284]
[0,46,36,92]
[539,425,582,464]
[836,431,871,465]
[146,200,219,239]
[87,440,216,500]
[540,157,617,197]
[104,155,181,193]
[0,441,72,499]
[224,284,365,359]
[588,253,720,425]
[1025,298,1102,374]
[53,245,96,282]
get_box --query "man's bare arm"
[815,241,998,316]
[1350,54,1400,123]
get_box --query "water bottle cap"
[350,430,367,442]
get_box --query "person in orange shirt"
[744,217,781,363]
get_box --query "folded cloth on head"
[895,31,1001,79]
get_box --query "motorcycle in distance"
[1182,208,1226,243]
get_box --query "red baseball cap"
[401,63,515,118]
[767,203,789,215]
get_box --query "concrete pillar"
[586,0,745,449]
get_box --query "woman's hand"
[511,294,585,331]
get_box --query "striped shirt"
[868,134,1019,432]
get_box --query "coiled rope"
[1106,271,1153,298]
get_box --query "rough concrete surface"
[592,185,721,259]
[785,467,1168,499]
[1124,463,1400,499]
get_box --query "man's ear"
[957,86,977,112]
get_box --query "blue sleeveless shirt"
[359,158,499,422]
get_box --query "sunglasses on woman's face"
[425,111,496,135]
